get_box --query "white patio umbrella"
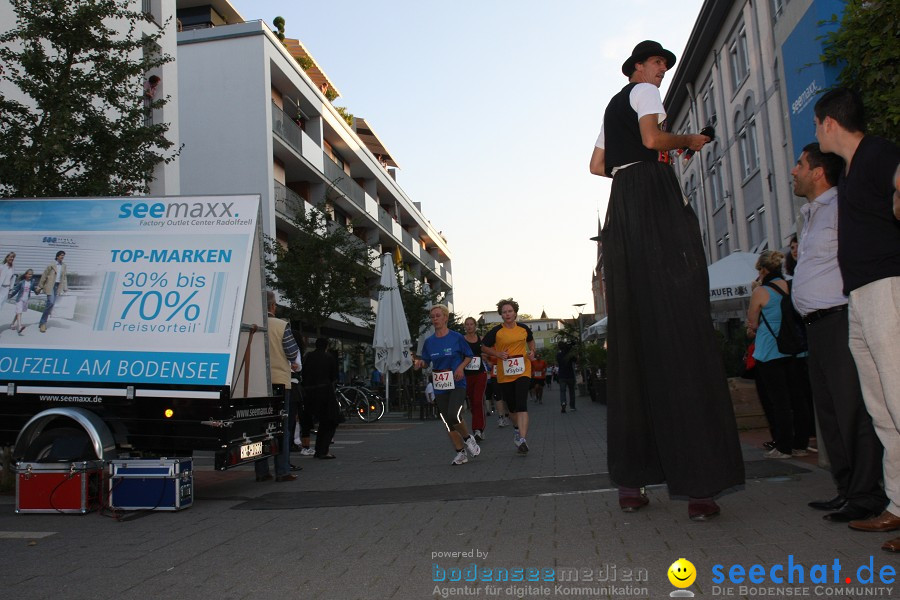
[582,316,608,342]
[373,253,412,412]
[708,252,759,300]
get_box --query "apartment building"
[663,0,843,263]
[0,0,181,196]
[174,2,453,340]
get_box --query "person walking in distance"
[414,304,481,466]
[530,355,548,405]
[789,142,887,523]
[556,342,577,413]
[589,40,744,520]
[812,88,900,551]
[36,250,67,333]
[481,299,536,455]
[255,291,301,482]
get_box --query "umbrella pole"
[385,370,390,413]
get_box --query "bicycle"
[335,385,385,422]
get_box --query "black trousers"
[315,420,338,457]
[806,309,886,512]
[756,357,811,454]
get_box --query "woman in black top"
[463,317,488,441]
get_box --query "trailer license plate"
[240,442,263,459]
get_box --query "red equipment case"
[15,461,104,514]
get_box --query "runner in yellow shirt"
[481,298,536,454]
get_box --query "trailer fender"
[13,408,117,462]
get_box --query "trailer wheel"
[22,427,98,462]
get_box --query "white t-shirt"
[595,83,666,149]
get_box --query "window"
[772,0,785,21]
[684,175,697,206]
[729,28,750,90]
[747,211,763,250]
[708,143,726,209]
[735,101,760,179]
[702,83,716,126]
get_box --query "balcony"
[273,180,308,221]
[323,155,366,210]
[272,102,304,157]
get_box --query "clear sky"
[230,0,705,322]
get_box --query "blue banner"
[0,348,230,385]
[781,0,845,161]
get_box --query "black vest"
[603,83,659,170]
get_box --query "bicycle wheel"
[368,394,384,422]
[351,387,382,422]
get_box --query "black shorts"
[500,377,530,413]
[435,387,466,430]
[531,378,545,388]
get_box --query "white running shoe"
[451,450,468,465]
[300,447,316,457]
[764,448,791,459]
[498,416,509,428]
[473,429,484,442]
[465,436,481,457]
[514,429,522,447]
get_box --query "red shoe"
[689,498,721,521]
[619,487,649,512]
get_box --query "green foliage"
[335,106,354,127]
[324,87,339,102]
[447,313,465,335]
[272,16,285,42]
[821,0,900,140]
[553,319,581,348]
[396,271,439,347]
[0,0,177,197]
[583,344,607,374]
[295,55,314,71]
[264,195,378,337]
[536,345,557,363]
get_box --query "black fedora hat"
[622,40,677,76]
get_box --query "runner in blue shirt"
[414,304,481,465]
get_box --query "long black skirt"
[602,161,744,497]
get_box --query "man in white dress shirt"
[791,142,886,523]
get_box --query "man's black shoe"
[289,464,303,472]
[823,505,875,523]
[808,495,846,511]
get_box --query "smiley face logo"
[668,558,696,588]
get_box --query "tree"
[272,15,285,42]
[0,0,178,197]
[396,271,438,348]
[821,0,900,140]
[264,193,378,338]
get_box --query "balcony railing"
[274,180,306,220]
[272,102,304,156]
[323,154,366,209]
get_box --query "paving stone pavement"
[0,386,895,600]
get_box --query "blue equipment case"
[109,458,193,511]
